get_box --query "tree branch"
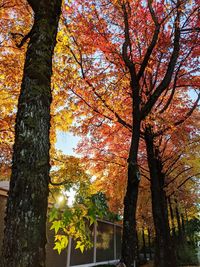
[137,0,160,81]
[141,3,181,119]
[155,93,200,137]
[67,43,132,131]
[168,173,200,197]
[164,167,193,188]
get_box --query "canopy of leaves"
[0,0,199,253]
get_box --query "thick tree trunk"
[145,128,177,267]
[121,164,140,267]
[1,1,62,267]
[121,121,141,267]
[121,4,141,264]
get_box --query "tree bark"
[121,3,142,265]
[175,199,183,242]
[1,1,62,266]
[168,197,176,239]
[136,230,140,261]
[121,119,141,267]
[120,2,181,265]
[147,228,152,260]
[142,228,147,261]
[181,213,186,238]
[121,161,140,267]
[145,128,177,267]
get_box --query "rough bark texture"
[145,128,177,267]
[1,1,62,266]
[122,163,140,267]
[121,118,141,267]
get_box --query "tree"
[1,0,199,266]
[61,1,199,265]
[144,92,200,267]
[0,0,29,181]
[48,151,120,254]
[1,0,62,266]
[144,127,177,266]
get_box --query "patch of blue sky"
[55,131,80,156]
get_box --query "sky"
[55,131,80,156]
[55,131,81,205]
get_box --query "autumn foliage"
[0,0,200,266]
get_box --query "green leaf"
[53,242,62,255]
[49,207,59,222]
[50,220,61,234]
[75,241,85,253]
[88,216,96,226]
[61,235,68,248]
[62,208,73,224]
[79,245,84,253]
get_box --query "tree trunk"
[1,1,62,267]
[142,228,147,261]
[168,197,176,239]
[121,163,140,267]
[121,120,141,267]
[147,228,152,260]
[121,4,141,265]
[181,213,186,238]
[136,230,140,261]
[145,128,177,267]
[175,199,183,242]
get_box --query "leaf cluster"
[49,191,117,254]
